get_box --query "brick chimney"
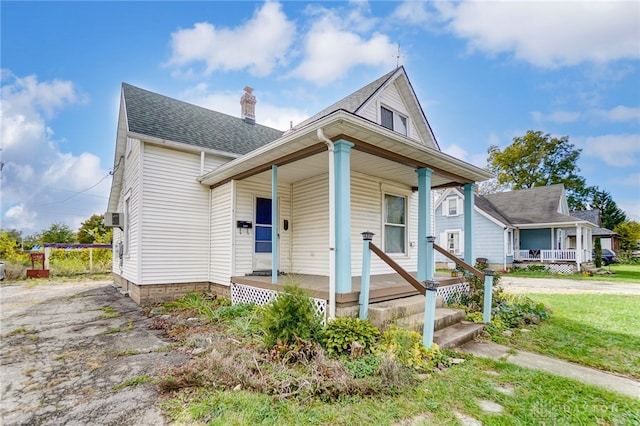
[240,86,256,125]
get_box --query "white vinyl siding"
[234,180,291,276]
[291,175,329,275]
[139,144,212,284]
[359,82,423,143]
[113,137,141,282]
[210,182,233,285]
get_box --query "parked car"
[0,260,5,280]
[593,248,618,266]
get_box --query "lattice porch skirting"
[437,282,470,304]
[231,283,327,324]
[513,263,576,274]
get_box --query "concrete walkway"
[460,340,640,400]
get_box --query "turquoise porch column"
[334,140,354,294]
[271,165,278,284]
[416,168,433,281]
[463,183,475,265]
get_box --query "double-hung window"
[446,230,461,255]
[380,106,408,136]
[384,194,406,254]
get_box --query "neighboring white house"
[434,185,596,272]
[106,67,492,309]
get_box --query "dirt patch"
[0,280,190,425]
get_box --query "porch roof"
[198,110,492,188]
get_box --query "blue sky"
[1,1,639,235]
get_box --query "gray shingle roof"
[481,184,577,224]
[291,68,399,130]
[570,209,601,226]
[475,194,512,225]
[122,83,283,155]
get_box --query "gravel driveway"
[500,276,640,295]
[0,280,189,426]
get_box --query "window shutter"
[459,230,464,255]
[457,197,463,216]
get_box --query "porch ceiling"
[199,110,492,188]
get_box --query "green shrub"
[460,261,502,312]
[495,292,549,326]
[380,326,443,372]
[323,317,380,357]
[257,284,323,349]
[342,353,382,378]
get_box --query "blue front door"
[254,197,272,270]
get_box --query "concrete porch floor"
[231,272,467,305]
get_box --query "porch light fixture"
[424,279,438,291]
[361,231,375,241]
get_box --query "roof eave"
[199,110,492,186]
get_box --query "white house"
[106,67,492,316]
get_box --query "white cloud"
[531,110,581,124]
[591,106,640,123]
[580,134,640,167]
[179,84,309,131]
[289,4,397,85]
[167,2,295,77]
[442,143,468,161]
[0,71,110,234]
[390,1,435,26]
[435,1,640,68]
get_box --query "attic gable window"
[380,106,407,136]
[443,196,461,217]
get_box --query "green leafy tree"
[0,231,20,261]
[614,221,640,252]
[593,238,602,268]
[77,214,109,244]
[487,130,588,209]
[41,223,76,244]
[585,187,628,230]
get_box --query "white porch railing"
[515,249,577,262]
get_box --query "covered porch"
[231,272,469,307]
[200,110,491,320]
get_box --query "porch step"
[395,308,466,334]
[433,322,485,349]
[368,295,443,330]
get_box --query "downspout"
[317,128,336,320]
[200,151,205,175]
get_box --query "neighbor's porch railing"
[515,249,576,262]
[359,232,494,348]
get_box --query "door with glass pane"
[254,197,273,271]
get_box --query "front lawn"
[161,357,640,425]
[145,292,640,425]
[495,293,640,379]
[508,263,640,283]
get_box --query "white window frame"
[380,104,408,136]
[443,196,461,217]
[442,229,463,256]
[506,229,514,256]
[383,192,407,255]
